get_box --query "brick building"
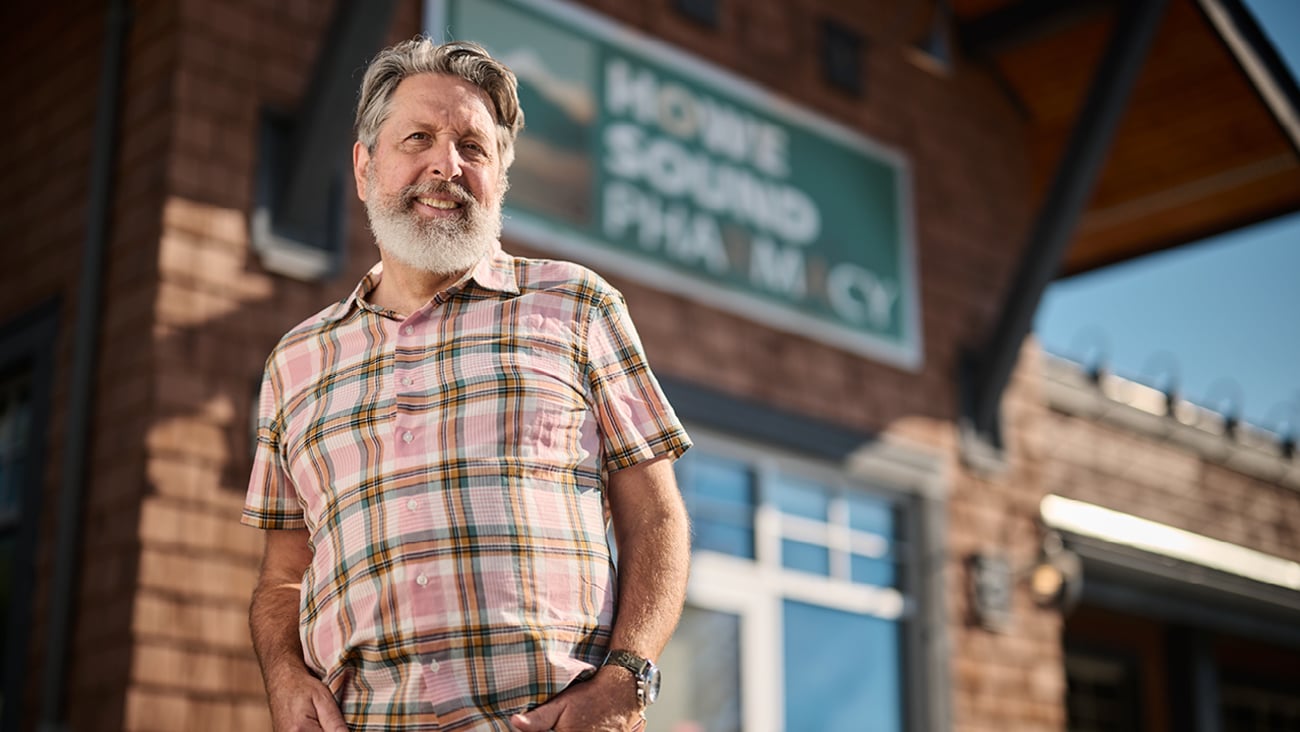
[2,0,1297,730]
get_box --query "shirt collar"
[320,245,519,323]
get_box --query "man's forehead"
[390,73,497,127]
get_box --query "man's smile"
[415,196,461,211]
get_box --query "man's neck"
[370,255,471,317]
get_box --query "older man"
[243,38,691,732]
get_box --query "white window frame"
[675,425,947,732]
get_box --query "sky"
[1033,0,1300,435]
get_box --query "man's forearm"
[606,484,691,658]
[249,569,349,732]
[250,581,311,685]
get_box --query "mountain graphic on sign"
[502,47,595,124]
[498,47,595,224]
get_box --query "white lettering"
[642,137,696,197]
[604,57,791,177]
[827,263,898,330]
[603,123,644,179]
[658,82,698,139]
[605,58,658,124]
[602,181,729,274]
[750,237,807,297]
[603,124,820,244]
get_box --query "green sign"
[431,0,922,369]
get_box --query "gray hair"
[355,38,525,168]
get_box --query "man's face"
[353,73,507,275]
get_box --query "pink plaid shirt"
[242,248,690,730]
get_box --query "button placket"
[394,316,424,448]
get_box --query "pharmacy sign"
[429,0,922,369]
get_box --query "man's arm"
[512,455,691,732]
[250,528,349,732]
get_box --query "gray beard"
[364,174,503,276]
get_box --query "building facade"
[2,0,1297,730]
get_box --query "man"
[243,38,692,732]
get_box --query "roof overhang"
[957,0,1300,451]
[957,0,1300,275]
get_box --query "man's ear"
[353,141,371,202]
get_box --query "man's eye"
[407,132,429,142]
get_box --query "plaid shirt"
[242,248,690,730]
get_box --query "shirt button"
[402,431,414,444]
[403,325,414,336]
[416,574,429,587]
[401,376,413,387]
[428,659,440,673]
[406,498,418,511]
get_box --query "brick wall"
[2,0,1041,728]
[1037,402,1300,564]
[945,343,1071,732]
[9,1,1294,731]
[130,0,410,727]
[1,1,180,727]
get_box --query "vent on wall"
[821,19,865,96]
[674,0,720,28]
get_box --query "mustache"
[401,179,475,206]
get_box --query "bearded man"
[243,38,692,732]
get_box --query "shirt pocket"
[450,336,597,473]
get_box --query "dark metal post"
[40,1,131,727]
[966,0,1169,441]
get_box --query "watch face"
[644,664,662,705]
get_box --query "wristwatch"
[602,649,661,713]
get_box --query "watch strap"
[602,649,653,710]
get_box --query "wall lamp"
[968,532,1083,632]
[1029,531,1083,610]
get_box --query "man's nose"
[425,141,463,181]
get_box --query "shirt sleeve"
[584,290,692,473]
[241,358,307,529]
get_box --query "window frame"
[0,302,59,729]
[673,423,949,732]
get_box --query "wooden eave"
[955,0,1300,277]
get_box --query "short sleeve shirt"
[242,249,691,730]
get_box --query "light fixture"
[967,532,1083,632]
[1029,532,1083,611]
[1205,378,1244,439]
[907,0,954,76]
[968,552,1014,632]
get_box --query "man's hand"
[250,528,347,732]
[509,667,642,732]
[510,455,687,732]
[266,666,350,732]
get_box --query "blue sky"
[1034,0,1300,435]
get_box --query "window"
[651,429,924,732]
[820,20,865,96]
[0,307,56,729]
[1064,646,1141,732]
[673,0,720,28]
[1222,677,1300,732]
[0,368,33,645]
